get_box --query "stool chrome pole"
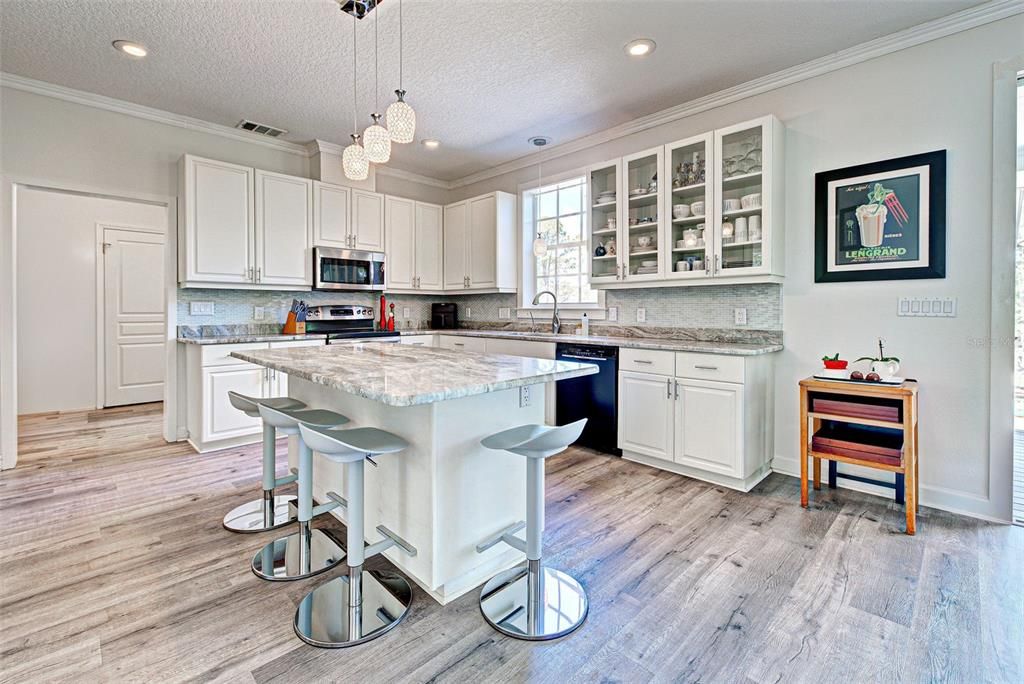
[251,406,350,581]
[293,424,416,648]
[222,392,306,533]
[476,419,589,640]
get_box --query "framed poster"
[814,150,946,282]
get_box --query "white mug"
[749,215,761,240]
[735,216,748,242]
[676,260,691,272]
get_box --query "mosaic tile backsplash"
[177,284,782,333]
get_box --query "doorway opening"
[1012,75,1023,525]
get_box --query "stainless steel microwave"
[313,247,385,291]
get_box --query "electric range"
[304,304,400,344]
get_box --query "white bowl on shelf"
[740,193,761,209]
[640,260,657,267]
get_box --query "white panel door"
[351,190,385,251]
[618,371,674,460]
[415,202,444,290]
[468,194,497,288]
[385,195,416,289]
[204,365,266,442]
[186,156,253,284]
[674,379,743,477]
[254,170,312,287]
[103,227,166,407]
[443,201,468,289]
[313,181,350,248]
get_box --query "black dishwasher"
[555,343,620,456]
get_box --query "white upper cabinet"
[415,202,444,291]
[351,189,385,252]
[587,114,784,289]
[443,191,516,292]
[179,154,313,289]
[254,170,312,287]
[443,201,469,290]
[180,155,254,285]
[312,181,351,249]
[384,195,416,290]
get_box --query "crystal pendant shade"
[342,135,369,181]
[363,114,391,163]
[386,90,416,144]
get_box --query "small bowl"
[641,260,657,267]
[723,198,742,212]
[740,193,762,209]
[690,201,705,216]
[672,204,691,219]
[630,186,646,196]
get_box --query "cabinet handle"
[247,266,254,282]
[256,267,262,283]
[715,254,721,275]
[633,359,653,365]
[674,380,679,399]
[694,365,719,371]
[666,378,672,398]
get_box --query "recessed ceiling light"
[528,136,551,147]
[422,139,440,149]
[112,40,148,58]
[624,39,656,57]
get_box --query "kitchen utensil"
[724,198,742,212]
[673,204,690,219]
[690,200,705,216]
[740,193,761,209]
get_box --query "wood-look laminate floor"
[2,403,1021,683]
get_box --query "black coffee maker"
[431,303,458,330]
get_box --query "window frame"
[517,168,606,318]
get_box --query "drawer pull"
[453,342,465,347]
[633,359,653,365]
[694,365,719,371]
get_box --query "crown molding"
[0,72,312,157]
[375,165,453,189]
[445,0,1024,189]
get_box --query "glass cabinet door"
[714,118,770,275]
[587,160,622,284]
[664,133,713,279]
[621,147,664,282]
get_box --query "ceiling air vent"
[235,119,288,138]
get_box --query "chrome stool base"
[293,568,413,648]
[223,494,296,533]
[479,560,588,640]
[251,526,345,581]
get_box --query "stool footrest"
[364,524,418,559]
[275,473,298,487]
[475,521,527,554]
[310,491,347,518]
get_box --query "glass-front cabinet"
[587,160,622,284]
[664,132,713,280]
[587,114,783,288]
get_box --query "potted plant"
[821,353,848,370]
[856,338,901,380]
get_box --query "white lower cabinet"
[437,335,487,352]
[185,339,323,452]
[400,334,437,347]
[618,349,772,491]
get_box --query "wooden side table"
[799,377,919,534]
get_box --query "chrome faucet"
[532,290,560,334]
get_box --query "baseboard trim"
[771,454,1010,524]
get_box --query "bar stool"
[251,404,351,581]
[293,423,417,648]
[475,418,588,641]
[222,392,307,533]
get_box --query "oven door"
[314,247,385,291]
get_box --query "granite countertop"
[406,330,783,356]
[230,343,599,407]
[177,333,328,345]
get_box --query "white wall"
[16,188,168,413]
[447,16,1024,521]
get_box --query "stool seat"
[258,404,350,435]
[481,419,587,459]
[227,391,306,418]
[299,425,409,463]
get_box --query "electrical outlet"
[498,307,511,319]
[189,301,214,316]
[608,306,618,322]
[466,307,472,318]
[734,308,747,325]
[253,306,265,320]
[403,307,410,319]
[636,307,646,323]
[519,385,531,408]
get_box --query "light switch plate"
[734,308,747,325]
[897,297,957,317]
[403,307,410,319]
[636,308,646,323]
[466,307,472,319]
[189,301,214,316]
[253,306,265,320]
[498,307,511,319]
[608,306,618,322]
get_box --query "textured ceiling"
[0,0,982,181]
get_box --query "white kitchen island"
[231,342,597,605]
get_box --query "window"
[523,176,599,307]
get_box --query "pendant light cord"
[352,17,358,135]
[399,0,403,89]
[374,0,379,113]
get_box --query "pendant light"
[386,0,415,143]
[532,141,548,258]
[343,18,369,181]
[362,2,391,163]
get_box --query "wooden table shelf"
[799,377,919,534]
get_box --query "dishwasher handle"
[559,353,614,362]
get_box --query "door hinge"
[101,242,112,254]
